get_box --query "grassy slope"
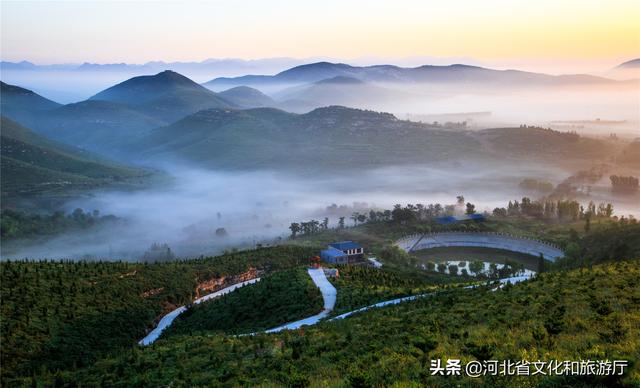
[58,260,640,387]
[164,267,323,336]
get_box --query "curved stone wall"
[395,232,564,262]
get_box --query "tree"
[469,261,484,275]
[544,304,566,335]
[584,215,591,233]
[605,203,614,217]
[456,196,465,205]
[321,218,329,230]
[565,242,581,259]
[338,217,345,229]
[465,202,476,215]
[537,254,545,274]
[289,223,300,239]
[357,213,367,225]
[351,212,360,226]
[493,207,507,217]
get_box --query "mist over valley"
[1,60,638,260]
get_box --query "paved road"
[139,278,260,346]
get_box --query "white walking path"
[263,268,337,333]
[329,273,533,321]
[139,267,532,344]
[139,278,260,346]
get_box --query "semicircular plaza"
[395,232,564,261]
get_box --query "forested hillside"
[37,260,640,387]
[165,268,323,336]
[135,106,618,171]
[0,246,317,383]
[0,117,150,206]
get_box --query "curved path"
[395,232,564,261]
[140,237,539,344]
[139,278,260,345]
[264,268,336,333]
[329,274,532,321]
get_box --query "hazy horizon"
[2,0,639,74]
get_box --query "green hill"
[164,268,322,336]
[33,100,165,154]
[137,106,484,170]
[217,86,275,108]
[476,126,616,161]
[135,106,616,171]
[0,246,317,383]
[23,259,640,387]
[0,117,149,205]
[1,219,638,386]
[89,70,235,123]
[0,81,61,127]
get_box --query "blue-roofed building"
[321,247,348,264]
[321,241,364,264]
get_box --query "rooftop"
[321,247,348,258]
[329,241,362,251]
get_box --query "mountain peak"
[275,62,356,82]
[218,86,275,108]
[89,70,208,104]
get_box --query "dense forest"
[0,245,317,383]
[1,215,639,385]
[26,260,640,387]
[329,264,455,315]
[164,268,323,336]
[0,208,119,240]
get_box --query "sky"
[1,0,639,73]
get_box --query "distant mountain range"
[272,76,417,113]
[205,61,626,91]
[0,58,315,76]
[0,67,630,176]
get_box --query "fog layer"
[2,162,570,260]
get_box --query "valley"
[0,50,638,387]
